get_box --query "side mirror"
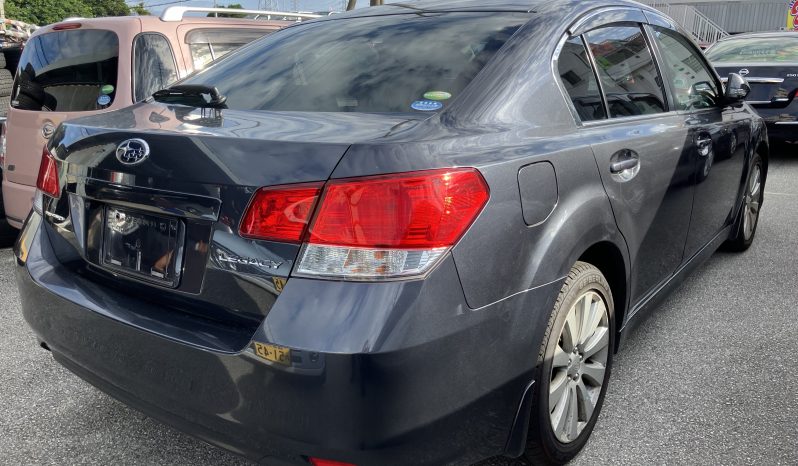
[724,73,750,104]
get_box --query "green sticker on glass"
[101,84,115,95]
[423,91,452,101]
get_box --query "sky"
[133,0,399,14]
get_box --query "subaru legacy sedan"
[15,1,766,465]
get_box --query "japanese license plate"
[254,342,292,366]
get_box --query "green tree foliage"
[130,2,150,16]
[84,0,131,17]
[6,0,93,25]
[6,0,144,25]
[207,4,246,18]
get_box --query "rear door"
[558,22,694,303]
[649,25,746,259]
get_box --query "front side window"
[557,36,606,122]
[584,25,667,118]
[705,37,798,63]
[12,29,119,112]
[133,33,179,102]
[651,26,719,111]
[183,13,528,113]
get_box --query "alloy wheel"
[549,291,610,444]
[743,164,762,241]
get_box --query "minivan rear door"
[5,27,124,193]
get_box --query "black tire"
[722,154,764,252]
[0,70,12,97]
[0,97,9,118]
[524,261,615,465]
[0,52,6,70]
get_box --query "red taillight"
[36,146,60,198]
[52,23,82,30]
[241,168,489,280]
[239,183,323,243]
[309,168,489,248]
[308,458,355,466]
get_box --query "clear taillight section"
[241,168,489,280]
[36,145,60,199]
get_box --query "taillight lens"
[241,169,489,280]
[36,146,60,199]
[308,458,355,466]
[239,183,323,243]
[300,168,488,279]
[0,122,6,170]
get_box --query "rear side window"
[584,25,667,118]
[133,33,179,102]
[651,26,719,111]
[557,36,606,122]
[12,29,119,112]
[186,28,274,71]
[184,13,528,113]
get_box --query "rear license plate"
[254,342,292,366]
[102,206,183,287]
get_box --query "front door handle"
[610,158,639,174]
[696,134,713,157]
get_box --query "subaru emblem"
[115,139,150,165]
[739,68,749,76]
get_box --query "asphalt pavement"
[1,151,797,465]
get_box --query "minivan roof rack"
[160,7,322,22]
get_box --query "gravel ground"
[1,153,796,465]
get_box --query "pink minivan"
[1,8,315,228]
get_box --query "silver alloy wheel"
[743,164,762,241]
[549,291,610,444]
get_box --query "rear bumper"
[2,178,34,228]
[15,212,561,465]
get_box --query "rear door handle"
[610,158,639,174]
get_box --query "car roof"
[35,15,295,36]
[716,31,798,42]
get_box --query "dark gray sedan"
[15,1,766,465]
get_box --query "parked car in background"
[16,1,766,465]
[0,7,315,229]
[706,32,798,148]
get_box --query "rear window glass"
[186,28,274,71]
[706,37,798,63]
[12,29,119,112]
[183,13,528,113]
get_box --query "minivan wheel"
[722,154,764,252]
[524,261,614,465]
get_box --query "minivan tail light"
[297,168,489,279]
[239,183,323,243]
[36,146,60,199]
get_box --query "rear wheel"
[524,262,614,465]
[722,154,763,252]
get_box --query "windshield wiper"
[152,84,227,109]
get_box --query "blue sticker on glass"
[411,100,443,111]
[97,95,111,106]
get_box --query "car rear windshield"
[705,37,798,63]
[12,29,119,112]
[182,13,528,113]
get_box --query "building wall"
[669,1,788,34]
